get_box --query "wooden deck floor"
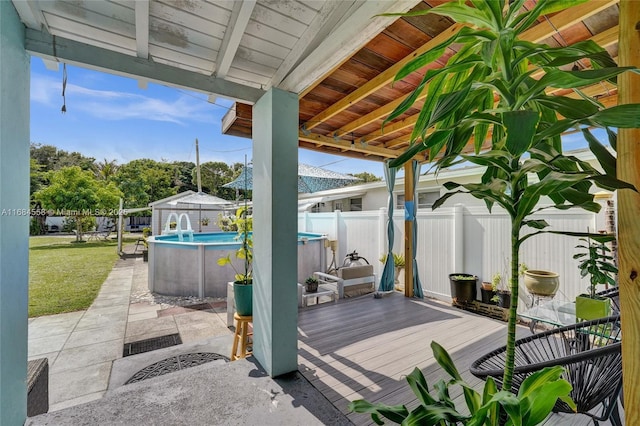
[297,292,621,426]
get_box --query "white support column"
[453,204,465,273]
[0,3,30,424]
[253,88,298,377]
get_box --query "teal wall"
[0,1,30,424]
[252,88,299,376]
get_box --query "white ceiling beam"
[134,0,149,59]
[279,0,422,94]
[215,0,256,79]
[270,0,357,89]
[11,0,49,31]
[25,29,265,104]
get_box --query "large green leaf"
[348,400,409,424]
[538,68,636,90]
[431,341,482,414]
[406,367,436,407]
[535,96,599,120]
[582,128,616,175]
[428,1,497,30]
[503,110,539,156]
[590,104,640,128]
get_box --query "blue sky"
[30,59,386,177]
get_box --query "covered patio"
[2,1,640,424]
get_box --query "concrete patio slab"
[48,361,112,405]
[28,358,351,426]
[64,326,125,349]
[51,339,123,373]
[28,334,67,357]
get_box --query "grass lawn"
[29,235,136,317]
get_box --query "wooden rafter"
[302,23,467,131]
[298,131,398,158]
[326,0,620,139]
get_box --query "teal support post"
[0,2,31,424]
[252,88,298,377]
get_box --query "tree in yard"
[171,161,198,193]
[93,158,119,181]
[350,172,381,183]
[34,166,122,242]
[197,161,236,199]
[114,159,176,208]
[30,143,95,172]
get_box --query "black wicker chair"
[596,287,620,313]
[470,316,622,425]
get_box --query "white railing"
[299,203,608,311]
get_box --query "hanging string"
[61,63,67,113]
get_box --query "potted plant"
[448,273,477,303]
[217,206,253,316]
[200,216,210,226]
[480,281,496,305]
[304,276,319,293]
[574,234,618,321]
[141,227,151,262]
[379,252,406,285]
[384,0,639,392]
[490,272,510,309]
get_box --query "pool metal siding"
[148,233,326,298]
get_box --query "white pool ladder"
[162,212,194,242]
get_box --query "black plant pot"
[480,288,497,305]
[496,291,511,309]
[449,273,478,303]
[305,281,318,293]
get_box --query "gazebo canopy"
[223,163,360,193]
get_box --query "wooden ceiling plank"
[299,131,398,158]
[521,0,619,43]
[331,2,620,138]
[135,0,149,59]
[270,1,355,89]
[281,0,423,95]
[303,22,467,131]
[591,25,619,48]
[215,0,256,79]
[364,114,418,142]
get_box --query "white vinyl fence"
[299,203,608,311]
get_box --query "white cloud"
[30,73,215,124]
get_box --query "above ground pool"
[147,232,326,298]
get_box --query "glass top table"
[519,299,576,332]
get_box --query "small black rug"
[123,333,182,357]
[125,352,229,384]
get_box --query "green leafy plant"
[350,341,574,425]
[383,0,639,391]
[305,276,319,285]
[574,234,617,298]
[217,207,253,284]
[217,212,238,232]
[451,274,476,281]
[379,252,406,268]
[200,216,210,226]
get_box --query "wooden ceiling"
[223,0,621,163]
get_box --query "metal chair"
[470,316,622,425]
